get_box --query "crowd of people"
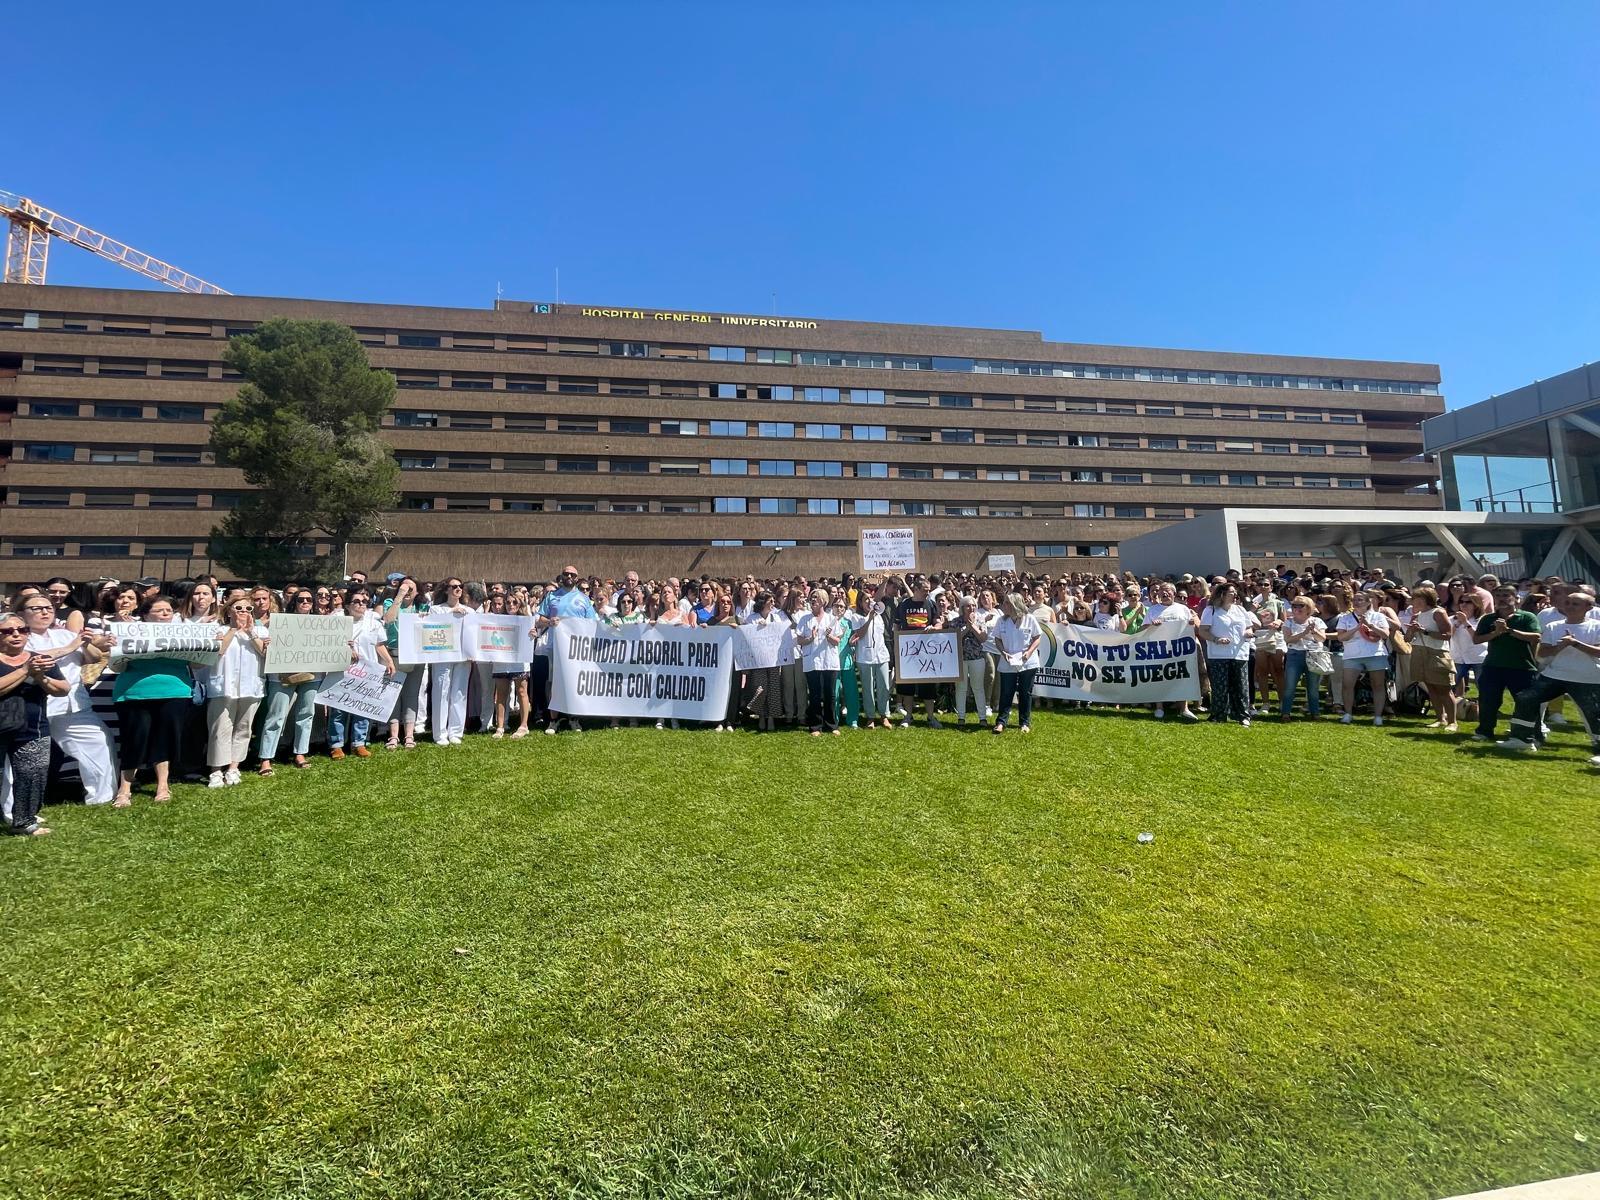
[2,561,1596,837]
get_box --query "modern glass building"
[0,283,1445,584]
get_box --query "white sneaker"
[207,771,225,788]
[1153,707,1165,720]
[983,708,994,721]
[1497,738,1537,753]
[1373,716,1384,727]
[568,719,582,733]
[655,720,665,730]
[224,767,241,786]
[545,723,558,736]
[1340,714,1353,724]
[450,735,464,745]
[1241,718,1251,728]
[1588,754,1600,766]
[1176,709,1199,723]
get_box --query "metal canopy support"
[1426,523,1489,577]
[1570,526,1600,578]
[1532,527,1579,579]
[1331,544,1363,571]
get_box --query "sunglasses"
[0,627,28,635]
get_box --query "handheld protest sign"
[893,629,960,684]
[860,527,917,574]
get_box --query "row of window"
[0,311,1439,394]
[4,538,1119,559]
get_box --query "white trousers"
[51,709,119,805]
[431,661,470,743]
[472,661,495,726]
[207,696,261,768]
[953,658,989,719]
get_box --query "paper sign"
[860,527,917,573]
[464,613,533,664]
[397,612,466,665]
[315,663,407,723]
[110,621,221,667]
[733,620,797,670]
[264,613,354,675]
[987,554,1016,572]
[893,630,960,683]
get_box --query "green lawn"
[3,710,1597,1199]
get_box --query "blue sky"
[10,3,1598,408]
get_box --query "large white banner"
[315,663,407,723]
[463,613,533,664]
[264,614,354,675]
[733,621,797,670]
[550,618,734,720]
[1034,621,1202,703]
[396,612,467,665]
[110,621,221,667]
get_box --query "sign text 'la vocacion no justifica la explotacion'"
[579,307,819,329]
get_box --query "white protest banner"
[315,663,407,723]
[860,526,917,573]
[1034,621,1202,703]
[264,613,354,675]
[733,620,797,670]
[110,621,222,667]
[463,613,533,664]
[987,554,1016,572]
[550,618,733,721]
[893,629,960,683]
[397,612,466,665]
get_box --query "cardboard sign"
[264,614,355,675]
[893,630,960,683]
[987,554,1016,572]
[109,621,221,667]
[733,620,798,670]
[860,527,917,574]
[397,612,466,665]
[315,663,407,723]
[463,613,533,664]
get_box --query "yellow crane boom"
[1,190,228,294]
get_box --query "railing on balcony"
[1470,483,1559,513]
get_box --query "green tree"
[208,319,399,581]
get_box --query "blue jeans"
[327,708,369,750]
[1282,650,1321,717]
[259,678,318,758]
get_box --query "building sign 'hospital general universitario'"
[580,307,821,329]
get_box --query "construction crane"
[1,190,228,295]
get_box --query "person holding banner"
[490,591,534,740]
[537,566,596,735]
[429,578,475,745]
[328,588,396,759]
[796,587,843,736]
[710,591,744,731]
[202,596,267,786]
[894,578,945,729]
[1199,583,1257,725]
[991,594,1041,734]
[258,590,321,773]
[1144,581,1201,723]
[849,586,893,729]
[0,612,70,836]
[112,595,210,806]
[19,591,119,806]
[747,592,787,733]
[382,577,428,750]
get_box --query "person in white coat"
[795,587,843,735]
[991,593,1042,734]
[428,577,474,745]
[18,593,118,805]
[202,596,267,786]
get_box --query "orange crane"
[1,190,228,294]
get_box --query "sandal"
[385,736,399,750]
[258,763,275,777]
[293,755,309,769]
[403,736,416,749]
[112,791,133,808]
[153,790,172,804]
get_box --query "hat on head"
[135,576,160,588]
[386,571,405,584]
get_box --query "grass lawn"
[3,708,1597,1199]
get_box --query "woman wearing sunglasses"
[18,590,118,806]
[327,587,396,759]
[202,595,267,786]
[258,589,321,773]
[0,612,69,836]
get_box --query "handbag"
[282,672,316,686]
[1389,629,1411,655]
[0,692,25,737]
[1306,646,1334,676]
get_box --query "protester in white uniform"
[795,587,843,735]
[202,595,267,786]
[1198,582,1257,725]
[20,593,118,806]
